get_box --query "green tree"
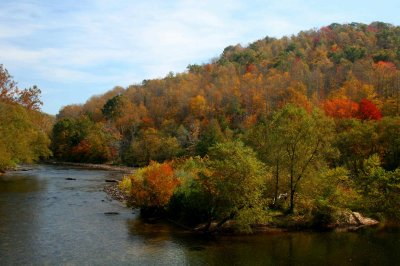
[195,119,225,156]
[357,155,400,219]
[376,117,400,170]
[334,119,379,174]
[0,102,51,171]
[271,105,335,213]
[178,141,267,233]
[102,94,126,121]
[244,122,287,208]
[124,128,181,166]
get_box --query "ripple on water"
[1,165,400,266]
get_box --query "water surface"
[0,165,399,265]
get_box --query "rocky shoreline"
[46,161,136,173]
[103,183,127,202]
[45,161,133,203]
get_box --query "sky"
[0,0,399,114]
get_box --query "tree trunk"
[289,189,295,213]
[289,164,295,213]
[273,161,279,207]
[213,211,236,234]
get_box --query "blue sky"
[0,0,399,114]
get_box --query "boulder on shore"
[331,210,378,230]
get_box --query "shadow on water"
[0,170,49,265]
[126,215,400,266]
[0,173,46,193]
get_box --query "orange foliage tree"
[323,98,359,119]
[323,98,382,121]
[127,162,180,210]
[0,65,42,110]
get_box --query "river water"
[0,165,399,265]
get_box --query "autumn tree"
[323,98,359,119]
[119,162,180,216]
[57,104,84,119]
[51,118,117,163]
[17,85,43,111]
[189,95,207,118]
[357,98,382,120]
[0,65,43,110]
[0,64,18,103]
[372,61,397,97]
[124,128,181,166]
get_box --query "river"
[0,164,399,265]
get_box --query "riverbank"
[8,162,380,234]
[12,162,379,234]
[45,161,136,173]
[102,180,380,234]
[103,183,127,202]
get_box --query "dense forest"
[0,65,52,172]
[2,22,399,232]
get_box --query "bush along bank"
[116,140,390,234]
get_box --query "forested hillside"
[0,65,52,172]
[51,22,400,228]
[53,22,399,166]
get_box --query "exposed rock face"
[351,212,379,226]
[332,209,379,230]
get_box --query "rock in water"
[352,212,379,226]
[105,179,118,183]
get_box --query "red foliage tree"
[357,99,382,120]
[374,61,397,72]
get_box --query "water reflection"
[0,165,399,265]
[0,173,46,193]
[0,168,48,265]
[126,216,400,266]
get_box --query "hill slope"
[53,22,400,166]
